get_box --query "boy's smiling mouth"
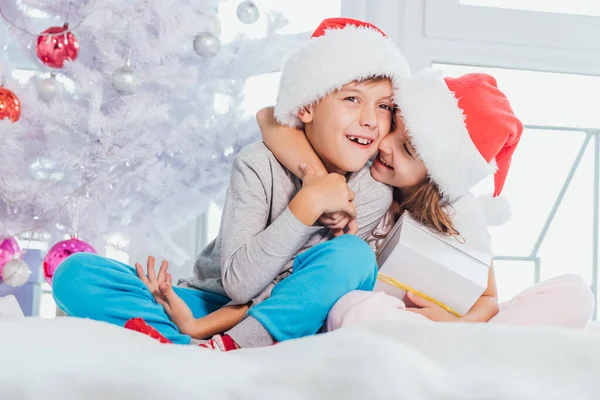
[346,135,374,146]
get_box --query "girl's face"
[370,113,428,189]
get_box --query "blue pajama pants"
[52,234,377,344]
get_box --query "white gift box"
[374,211,492,317]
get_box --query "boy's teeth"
[347,135,373,146]
[348,136,372,145]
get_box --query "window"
[492,260,537,301]
[205,202,223,245]
[402,0,600,77]
[433,64,600,310]
[460,0,600,17]
[355,1,600,317]
[39,282,56,318]
[436,64,600,129]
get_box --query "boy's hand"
[289,163,356,227]
[135,256,196,334]
[299,163,356,217]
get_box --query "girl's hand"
[135,256,196,334]
[318,212,358,236]
[405,291,459,322]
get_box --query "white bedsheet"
[1,317,599,399]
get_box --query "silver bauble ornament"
[236,1,259,24]
[193,32,221,58]
[111,66,141,95]
[1,259,31,287]
[38,74,64,101]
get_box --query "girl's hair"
[389,180,459,236]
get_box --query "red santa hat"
[274,17,409,128]
[396,69,523,225]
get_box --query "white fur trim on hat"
[396,69,496,200]
[274,25,409,128]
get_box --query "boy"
[52,18,409,350]
[178,18,410,350]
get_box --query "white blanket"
[1,317,599,399]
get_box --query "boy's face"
[299,79,394,174]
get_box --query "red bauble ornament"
[36,24,80,69]
[0,87,21,122]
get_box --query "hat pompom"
[477,194,512,226]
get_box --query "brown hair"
[388,180,459,236]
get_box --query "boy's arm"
[257,107,327,177]
[219,154,323,304]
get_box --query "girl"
[257,69,594,329]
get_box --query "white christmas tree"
[0,0,300,265]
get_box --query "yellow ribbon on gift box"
[376,273,463,317]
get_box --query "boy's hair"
[389,181,458,236]
[358,75,390,85]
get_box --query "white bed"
[1,317,599,399]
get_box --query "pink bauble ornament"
[43,237,96,285]
[0,237,22,283]
[36,24,80,69]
